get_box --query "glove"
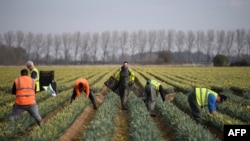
[128,81,134,87]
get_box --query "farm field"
[0,65,250,141]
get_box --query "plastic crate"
[39,71,57,93]
[104,76,120,95]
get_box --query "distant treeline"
[0,46,26,65]
[1,29,250,65]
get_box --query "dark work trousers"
[145,84,157,115]
[9,103,44,126]
[119,67,130,109]
[71,88,97,109]
[188,91,202,122]
[159,85,166,101]
[119,88,129,109]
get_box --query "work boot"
[122,106,127,110]
[150,111,157,116]
[93,104,97,110]
[38,120,44,127]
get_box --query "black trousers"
[188,91,202,122]
[119,88,129,109]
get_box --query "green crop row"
[24,95,89,141]
[127,94,165,141]
[156,96,220,141]
[83,92,119,140]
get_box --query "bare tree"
[16,31,24,48]
[80,32,90,64]
[166,29,175,51]
[215,30,225,55]
[246,29,250,56]
[156,30,166,51]
[224,30,235,59]
[119,31,129,61]
[175,30,185,63]
[34,33,44,64]
[53,34,62,64]
[4,31,15,47]
[137,30,147,62]
[90,32,99,64]
[235,29,246,59]
[186,30,195,63]
[110,31,119,63]
[0,34,3,46]
[195,31,205,62]
[62,32,72,64]
[204,30,214,62]
[148,30,156,63]
[72,31,81,64]
[129,31,138,63]
[44,33,53,65]
[100,31,110,64]
[24,32,34,60]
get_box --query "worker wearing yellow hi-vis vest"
[26,60,40,91]
[115,61,135,110]
[188,88,227,123]
[144,79,167,116]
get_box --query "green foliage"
[213,54,229,66]
[128,94,165,141]
[83,92,119,141]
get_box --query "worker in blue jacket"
[188,88,227,122]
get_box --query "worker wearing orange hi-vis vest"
[70,78,97,109]
[9,69,44,126]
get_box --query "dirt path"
[111,104,130,141]
[57,86,109,141]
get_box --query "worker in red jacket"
[9,69,44,126]
[70,78,97,109]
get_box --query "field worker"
[9,69,44,126]
[115,61,135,110]
[70,78,97,109]
[26,60,40,92]
[188,87,227,123]
[144,79,167,116]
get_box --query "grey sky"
[1,0,250,34]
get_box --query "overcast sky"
[1,0,250,35]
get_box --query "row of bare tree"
[0,28,250,65]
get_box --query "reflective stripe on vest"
[15,76,36,105]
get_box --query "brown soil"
[56,86,109,141]
[111,104,130,141]
[152,114,177,141]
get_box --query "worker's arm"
[208,94,217,113]
[73,82,81,97]
[31,71,37,79]
[129,70,135,82]
[84,80,90,98]
[115,71,120,81]
[12,82,16,95]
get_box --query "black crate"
[39,71,57,93]
[104,76,120,95]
